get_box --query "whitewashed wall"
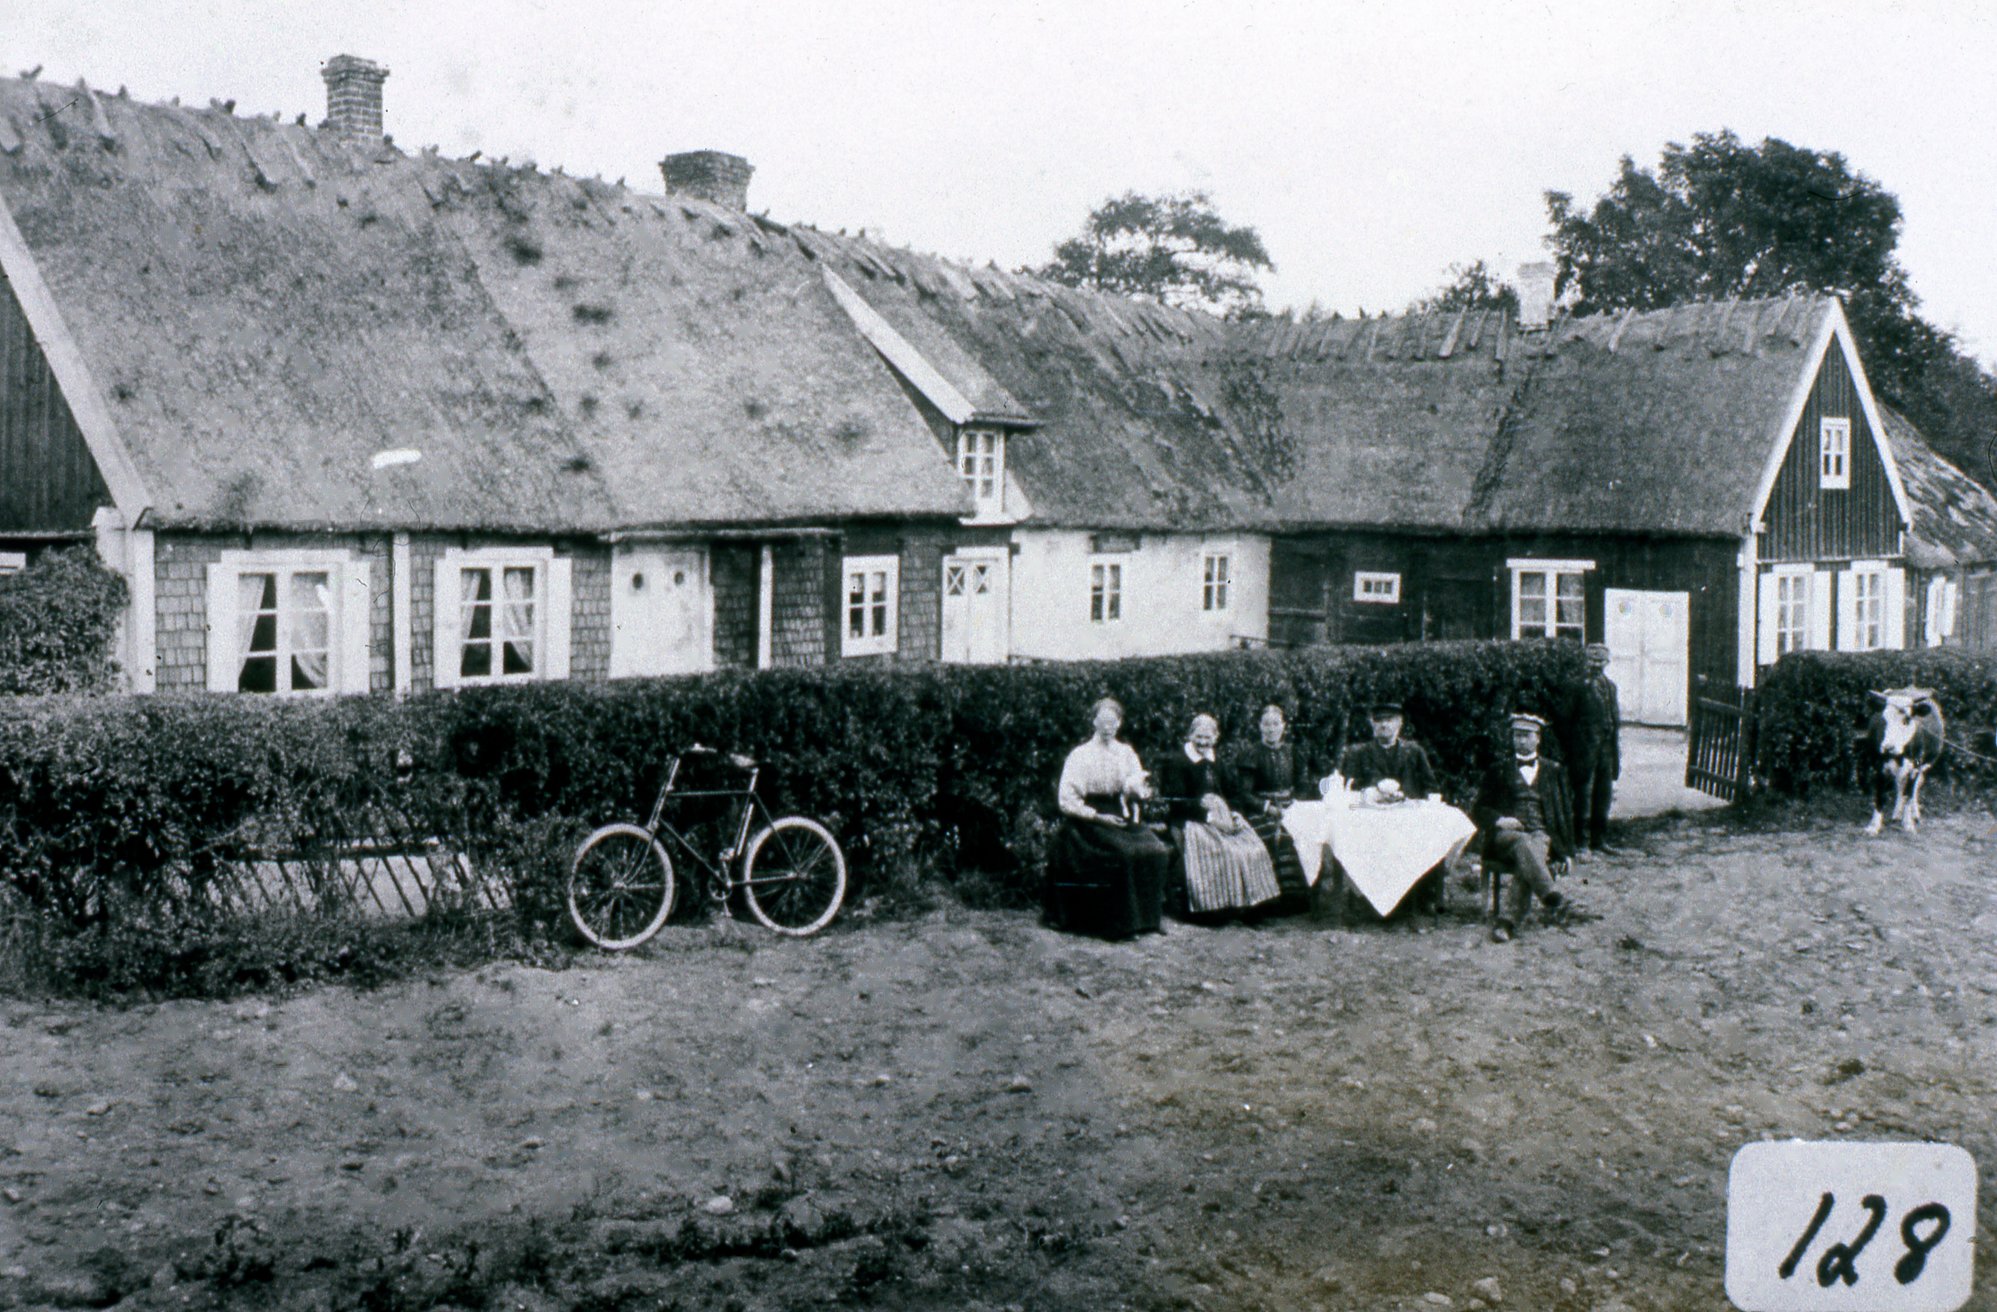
[1008,530,1269,661]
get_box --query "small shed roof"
[1882,407,1997,569]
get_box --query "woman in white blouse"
[1044,697,1170,939]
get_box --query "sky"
[4,0,1995,362]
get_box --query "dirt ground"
[3,801,1996,1312]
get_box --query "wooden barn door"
[609,547,713,678]
[1604,588,1688,726]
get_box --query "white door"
[1603,588,1689,727]
[609,547,712,677]
[941,551,1008,663]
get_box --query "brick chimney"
[1515,261,1558,331]
[661,150,754,209]
[321,54,389,145]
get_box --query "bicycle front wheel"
[568,824,675,950]
[741,817,847,937]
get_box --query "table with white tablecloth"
[1280,796,1477,918]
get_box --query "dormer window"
[957,428,1004,518]
[1819,417,1851,489]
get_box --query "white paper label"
[1726,1141,1975,1311]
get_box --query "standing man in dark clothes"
[1473,713,1585,943]
[1560,642,1621,856]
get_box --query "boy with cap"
[1559,643,1622,855]
[1472,712,1584,943]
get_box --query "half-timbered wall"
[1758,344,1901,563]
[0,270,109,531]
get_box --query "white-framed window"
[1850,565,1885,651]
[433,546,572,689]
[1089,558,1123,623]
[1774,570,1810,656]
[206,549,372,695]
[1820,417,1851,490]
[0,551,25,575]
[1757,564,1831,666]
[1201,553,1231,612]
[1508,558,1592,641]
[957,428,1005,519]
[1354,571,1401,604]
[842,554,899,656]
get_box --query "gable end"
[1756,322,1904,563]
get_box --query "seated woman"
[1045,697,1170,940]
[1228,703,1316,913]
[1156,713,1282,919]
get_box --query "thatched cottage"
[2,55,1979,718]
[0,61,997,694]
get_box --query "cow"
[1863,687,1945,834]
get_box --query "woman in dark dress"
[1043,697,1170,939]
[1229,703,1316,912]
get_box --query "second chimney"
[321,54,389,146]
[661,150,754,209]
[1515,261,1558,331]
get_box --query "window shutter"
[432,559,459,690]
[544,557,573,680]
[1882,567,1906,650]
[1756,572,1779,667]
[205,563,237,692]
[339,562,374,694]
[1807,570,1832,650]
[1836,568,1858,650]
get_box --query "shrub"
[0,547,128,694]
[0,638,1585,993]
[1755,649,1997,796]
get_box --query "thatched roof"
[806,224,1852,538]
[1881,407,1997,569]
[793,228,1278,531]
[1465,296,1838,536]
[0,76,968,532]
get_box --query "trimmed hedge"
[0,639,1585,986]
[0,548,128,695]
[1756,649,1997,796]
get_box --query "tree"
[1037,190,1274,318]
[1407,259,1519,316]
[1545,130,1997,482]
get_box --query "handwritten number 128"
[1777,1192,1952,1288]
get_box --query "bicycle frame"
[639,753,772,897]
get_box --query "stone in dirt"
[1472,1275,1502,1302]
[1004,1076,1033,1093]
[331,1072,359,1092]
[702,1194,735,1215]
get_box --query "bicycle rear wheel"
[568,824,675,950]
[741,817,847,936]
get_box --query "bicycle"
[566,745,847,950]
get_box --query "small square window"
[842,554,899,656]
[1201,553,1231,612]
[1353,571,1401,604]
[1820,417,1851,490]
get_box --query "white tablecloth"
[1282,797,1477,917]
